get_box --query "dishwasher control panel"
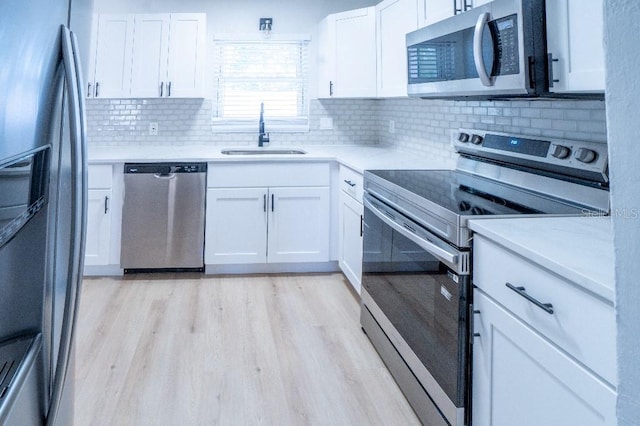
[124,163,207,174]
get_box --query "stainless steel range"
[360,129,609,426]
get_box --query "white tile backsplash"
[86,96,607,168]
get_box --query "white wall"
[604,1,640,424]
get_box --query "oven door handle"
[364,197,459,267]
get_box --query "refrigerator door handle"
[46,25,88,426]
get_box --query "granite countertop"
[87,144,452,173]
[469,216,614,302]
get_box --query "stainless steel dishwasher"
[121,162,207,271]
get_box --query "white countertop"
[469,216,614,302]
[87,144,452,173]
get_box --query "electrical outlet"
[320,117,333,130]
[149,122,158,136]
[389,120,396,134]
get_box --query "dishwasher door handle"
[153,173,176,179]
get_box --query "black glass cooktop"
[367,169,588,217]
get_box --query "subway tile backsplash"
[86,97,607,165]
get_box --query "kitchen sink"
[221,149,307,155]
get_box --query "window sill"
[211,123,310,134]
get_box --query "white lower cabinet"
[338,165,364,293]
[205,162,331,269]
[268,187,330,263]
[339,191,363,293]
[205,188,268,264]
[205,187,330,265]
[472,291,617,426]
[84,164,123,275]
[471,235,617,426]
[85,188,112,265]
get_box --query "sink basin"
[221,149,307,155]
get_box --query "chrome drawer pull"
[344,179,356,187]
[505,282,554,315]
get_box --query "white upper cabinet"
[130,13,206,98]
[87,14,134,98]
[317,7,377,98]
[546,0,605,93]
[166,14,207,98]
[376,0,418,97]
[130,15,170,98]
[88,13,206,99]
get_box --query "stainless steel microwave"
[406,0,547,99]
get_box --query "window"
[212,37,310,132]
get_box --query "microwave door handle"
[473,12,494,87]
[363,197,458,267]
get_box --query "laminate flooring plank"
[75,273,420,426]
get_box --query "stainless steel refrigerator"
[0,0,90,424]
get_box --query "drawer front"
[88,164,113,189]
[339,165,363,202]
[473,235,616,385]
[208,162,330,188]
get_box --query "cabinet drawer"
[473,235,616,385]
[208,162,330,188]
[88,164,113,189]
[339,165,363,202]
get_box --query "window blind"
[213,39,310,132]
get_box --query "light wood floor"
[74,273,420,426]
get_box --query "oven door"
[361,193,470,426]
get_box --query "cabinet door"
[205,188,268,264]
[92,14,134,98]
[166,13,206,98]
[376,0,418,97]
[472,290,617,426]
[333,7,377,98]
[268,187,330,263]
[339,193,364,294]
[85,189,112,266]
[317,15,336,98]
[546,0,605,93]
[130,14,170,98]
[418,0,455,28]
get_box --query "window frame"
[212,33,311,133]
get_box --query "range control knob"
[458,132,470,143]
[471,134,484,145]
[575,148,598,163]
[551,145,572,159]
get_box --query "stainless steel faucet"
[258,102,270,147]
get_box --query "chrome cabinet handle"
[263,194,267,212]
[104,195,109,214]
[360,214,364,237]
[160,81,164,97]
[505,282,554,314]
[95,81,100,97]
[329,81,333,96]
[547,53,560,87]
[473,12,494,87]
[344,179,356,187]
[271,193,275,212]
[168,81,172,97]
[469,304,481,341]
[87,82,92,97]
[454,0,472,14]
